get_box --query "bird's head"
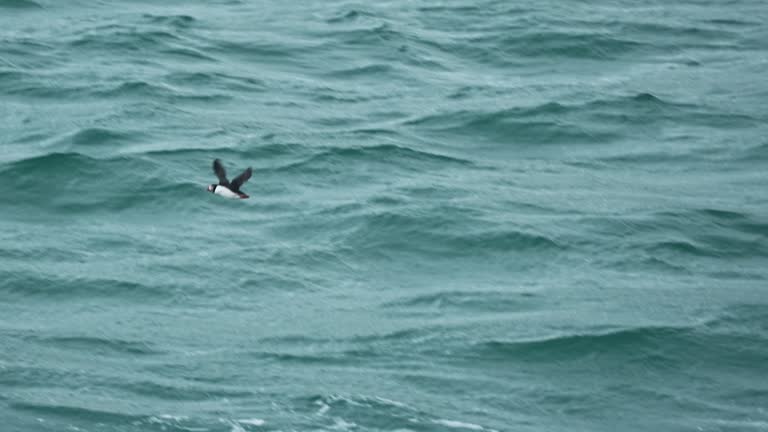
[207,184,216,193]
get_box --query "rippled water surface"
[2,1,767,431]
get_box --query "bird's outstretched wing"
[229,167,252,192]
[213,159,229,186]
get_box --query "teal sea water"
[1,1,767,431]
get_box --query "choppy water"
[2,1,767,431]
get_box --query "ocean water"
[1,0,767,431]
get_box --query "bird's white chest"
[214,186,241,199]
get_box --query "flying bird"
[207,159,252,199]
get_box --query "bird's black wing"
[229,167,252,192]
[213,159,229,186]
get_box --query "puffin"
[207,159,252,199]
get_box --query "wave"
[8,399,235,432]
[595,151,718,164]
[405,92,758,146]
[302,393,417,416]
[470,319,768,366]
[503,31,649,60]
[705,304,768,335]
[646,239,724,258]
[317,15,452,67]
[246,349,374,366]
[648,209,768,257]
[94,80,229,101]
[117,380,253,401]
[0,243,89,262]
[34,335,162,356]
[0,71,95,99]
[322,23,404,47]
[1,75,226,101]
[0,362,83,388]
[300,393,499,432]
[315,24,452,74]
[142,142,307,160]
[381,290,538,312]
[739,141,768,162]
[59,127,144,147]
[339,211,559,258]
[0,151,136,195]
[66,24,217,63]
[590,94,758,130]
[163,70,266,92]
[325,9,379,24]
[404,107,618,146]
[326,63,397,78]
[429,31,652,66]
[274,144,473,174]
[0,273,176,302]
[430,16,744,66]
[0,0,42,9]
[0,151,214,214]
[1,151,103,174]
[602,255,692,274]
[231,267,331,293]
[280,327,428,346]
[578,208,768,265]
[141,13,197,29]
[71,26,179,46]
[310,91,375,104]
[201,37,315,61]
[10,402,142,424]
[591,20,737,43]
[417,5,486,14]
[467,325,690,366]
